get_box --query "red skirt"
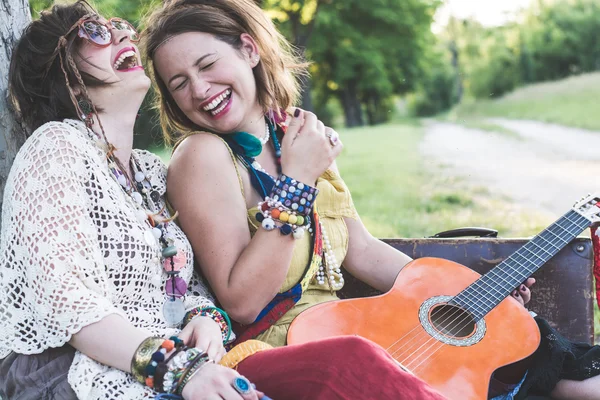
[237,336,447,400]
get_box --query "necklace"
[236,120,343,288]
[87,126,188,327]
[258,121,270,145]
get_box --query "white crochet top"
[0,120,214,399]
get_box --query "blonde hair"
[142,0,308,145]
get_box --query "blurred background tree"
[24,0,600,135]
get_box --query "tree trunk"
[364,92,383,126]
[339,81,363,128]
[449,40,463,103]
[0,0,31,224]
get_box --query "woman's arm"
[68,314,149,373]
[168,112,341,324]
[342,216,413,292]
[167,133,297,324]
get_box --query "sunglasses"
[66,14,140,47]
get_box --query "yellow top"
[247,168,358,346]
[189,133,360,347]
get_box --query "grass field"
[448,72,600,131]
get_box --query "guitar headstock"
[573,193,600,223]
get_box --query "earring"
[253,54,260,64]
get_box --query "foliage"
[451,71,600,131]
[306,0,441,126]
[406,43,457,116]
[441,0,600,103]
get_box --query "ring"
[232,376,253,395]
[326,129,339,146]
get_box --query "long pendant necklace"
[128,159,188,327]
[88,124,188,326]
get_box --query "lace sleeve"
[0,122,123,358]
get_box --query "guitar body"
[287,257,541,400]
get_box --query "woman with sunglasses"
[0,1,451,399]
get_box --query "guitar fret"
[454,209,592,320]
[526,240,553,258]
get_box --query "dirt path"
[420,119,600,216]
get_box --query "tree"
[262,0,324,111]
[0,0,31,221]
[309,0,440,127]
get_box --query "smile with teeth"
[113,50,139,71]
[203,89,232,116]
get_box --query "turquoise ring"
[232,376,252,395]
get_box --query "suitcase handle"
[430,227,498,238]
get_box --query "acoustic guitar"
[287,194,600,400]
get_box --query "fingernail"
[520,285,526,291]
[294,108,300,117]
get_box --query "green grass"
[450,72,600,131]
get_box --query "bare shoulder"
[166,132,243,207]
[169,132,234,176]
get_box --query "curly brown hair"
[9,0,110,134]
[142,0,308,145]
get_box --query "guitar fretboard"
[451,209,591,320]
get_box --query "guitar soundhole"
[429,304,476,338]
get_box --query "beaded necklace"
[227,118,344,290]
[84,123,189,326]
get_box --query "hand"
[280,108,343,185]
[178,316,226,363]
[181,363,261,400]
[511,277,536,307]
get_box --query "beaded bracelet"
[163,347,205,394]
[131,337,168,384]
[175,353,212,395]
[144,336,184,390]
[256,197,311,240]
[183,306,232,344]
[270,174,318,217]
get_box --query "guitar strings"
[400,212,588,373]
[383,210,590,375]
[399,212,588,373]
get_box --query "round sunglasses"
[67,14,140,47]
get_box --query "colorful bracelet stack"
[131,337,169,385]
[183,306,232,344]
[143,337,182,389]
[255,174,318,240]
[162,347,207,394]
[131,336,212,396]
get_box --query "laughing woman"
[143,0,600,399]
[0,1,450,399]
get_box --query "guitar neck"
[452,209,592,320]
